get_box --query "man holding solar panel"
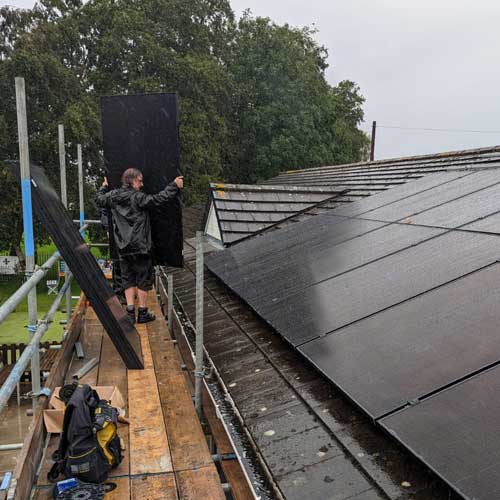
[96,168,183,324]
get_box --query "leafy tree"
[0,1,368,254]
[225,14,368,183]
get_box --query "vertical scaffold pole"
[167,274,173,334]
[58,125,72,324]
[194,231,204,417]
[15,77,39,408]
[77,144,84,236]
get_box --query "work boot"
[137,307,155,324]
[126,305,135,324]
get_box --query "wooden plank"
[106,477,130,500]
[221,459,255,500]
[130,473,178,500]
[148,319,213,471]
[128,318,172,475]
[97,331,127,404]
[67,309,103,387]
[135,322,154,369]
[176,466,225,500]
[32,487,52,500]
[11,296,85,500]
[202,386,233,456]
[36,434,59,486]
[168,297,254,499]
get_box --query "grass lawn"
[0,238,108,345]
[0,276,82,344]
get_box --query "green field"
[0,240,108,345]
[0,277,81,344]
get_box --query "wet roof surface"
[205,167,500,499]
[204,146,500,246]
[165,243,461,499]
[208,183,345,245]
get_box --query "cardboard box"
[43,385,125,434]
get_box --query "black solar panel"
[101,93,183,267]
[332,170,470,217]
[300,263,500,418]
[258,231,500,345]
[356,170,500,223]
[211,223,444,305]
[410,182,500,228]
[206,168,500,499]
[380,365,500,500]
[8,161,144,369]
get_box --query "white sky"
[4,0,500,159]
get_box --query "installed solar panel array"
[206,170,500,500]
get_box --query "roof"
[264,145,500,198]
[206,166,500,500]
[203,146,500,246]
[205,183,346,245]
[168,246,461,500]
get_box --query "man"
[95,168,183,324]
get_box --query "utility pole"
[370,120,376,162]
[15,77,39,409]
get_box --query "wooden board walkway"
[33,293,225,500]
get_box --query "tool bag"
[48,384,122,484]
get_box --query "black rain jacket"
[95,183,179,256]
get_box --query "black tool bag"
[48,384,122,484]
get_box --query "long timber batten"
[8,291,251,500]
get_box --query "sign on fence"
[0,256,20,275]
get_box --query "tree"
[0,1,368,253]
[225,13,368,183]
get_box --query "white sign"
[0,256,20,275]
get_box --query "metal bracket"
[22,387,51,400]
[194,370,205,378]
[26,324,37,334]
[408,398,420,406]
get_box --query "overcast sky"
[4,0,500,159]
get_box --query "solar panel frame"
[380,364,500,500]
[8,161,144,369]
[101,93,183,267]
[299,262,500,418]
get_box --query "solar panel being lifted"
[206,168,500,499]
[8,161,144,369]
[101,93,183,267]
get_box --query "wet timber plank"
[176,466,225,500]
[68,309,104,386]
[128,320,173,475]
[106,477,131,500]
[220,459,254,500]
[36,434,59,487]
[32,487,52,499]
[202,388,233,455]
[147,295,224,499]
[97,331,128,406]
[130,473,178,500]
[148,301,214,471]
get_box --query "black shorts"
[119,254,154,291]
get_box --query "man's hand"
[102,177,109,188]
[174,176,184,189]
